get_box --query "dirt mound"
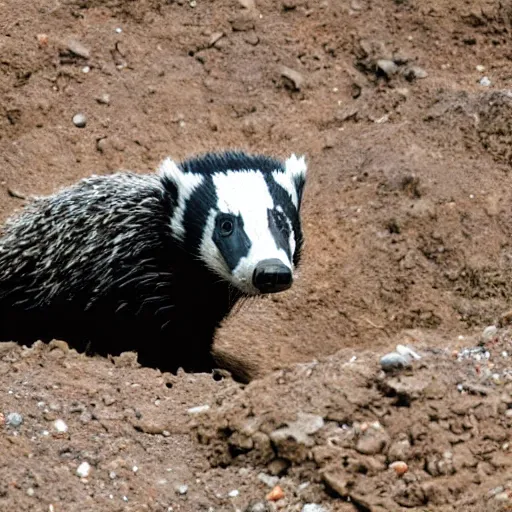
[193,328,512,511]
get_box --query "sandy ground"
[0,0,511,510]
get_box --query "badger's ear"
[284,154,307,210]
[157,157,204,201]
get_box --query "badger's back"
[0,172,235,368]
[0,173,164,344]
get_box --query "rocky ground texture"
[1,0,512,511]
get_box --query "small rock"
[26,487,35,497]
[176,484,188,495]
[37,34,49,47]
[49,340,69,353]
[244,32,260,46]
[244,502,271,512]
[258,473,279,488]
[72,113,87,128]
[476,64,485,72]
[53,419,68,434]
[302,504,328,512]
[479,76,491,87]
[282,0,300,9]
[266,485,284,501]
[267,458,289,476]
[6,412,23,427]
[96,138,108,153]
[404,66,428,81]
[380,352,410,372]
[66,39,90,59]
[76,461,91,478]
[187,405,210,414]
[238,0,256,7]
[280,66,304,91]
[96,94,111,105]
[356,424,390,455]
[396,345,421,361]
[388,437,411,461]
[102,395,116,406]
[230,13,256,31]
[390,460,408,476]
[482,325,498,342]
[228,489,239,498]
[376,59,399,77]
[209,32,224,47]
[495,492,510,502]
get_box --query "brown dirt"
[0,0,511,510]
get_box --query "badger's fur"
[0,150,307,382]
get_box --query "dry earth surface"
[0,0,512,511]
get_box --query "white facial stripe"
[272,170,298,208]
[209,170,293,294]
[199,208,231,279]
[157,157,204,240]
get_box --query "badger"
[0,150,307,382]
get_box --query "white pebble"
[109,471,117,480]
[82,66,90,73]
[76,461,91,478]
[480,76,491,87]
[302,505,328,512]
[72,113,87,128]
[380,352,410,372]
[396,344,421,361]
[115,27,122,33]
[27,487,35,497]
[257,472,279,488]
[53,419,68,433]
[476,64,485,72]
[228,489,239,498]
[187,405,210,414]
[177,484,188,495]
[6,412,23,427]
[132,465,139,473]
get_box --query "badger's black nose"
[253,258,293,293]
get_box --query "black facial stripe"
[263,173,304,267]
[160,174,179,208]
[268,208,291,260]
[212,213,251,271]
[181,176,217,255]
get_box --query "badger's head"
[158,151,307,296]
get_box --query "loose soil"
[0,0,511,511]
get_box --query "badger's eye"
[219,217,234,237]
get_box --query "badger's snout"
[252,258,293,293]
